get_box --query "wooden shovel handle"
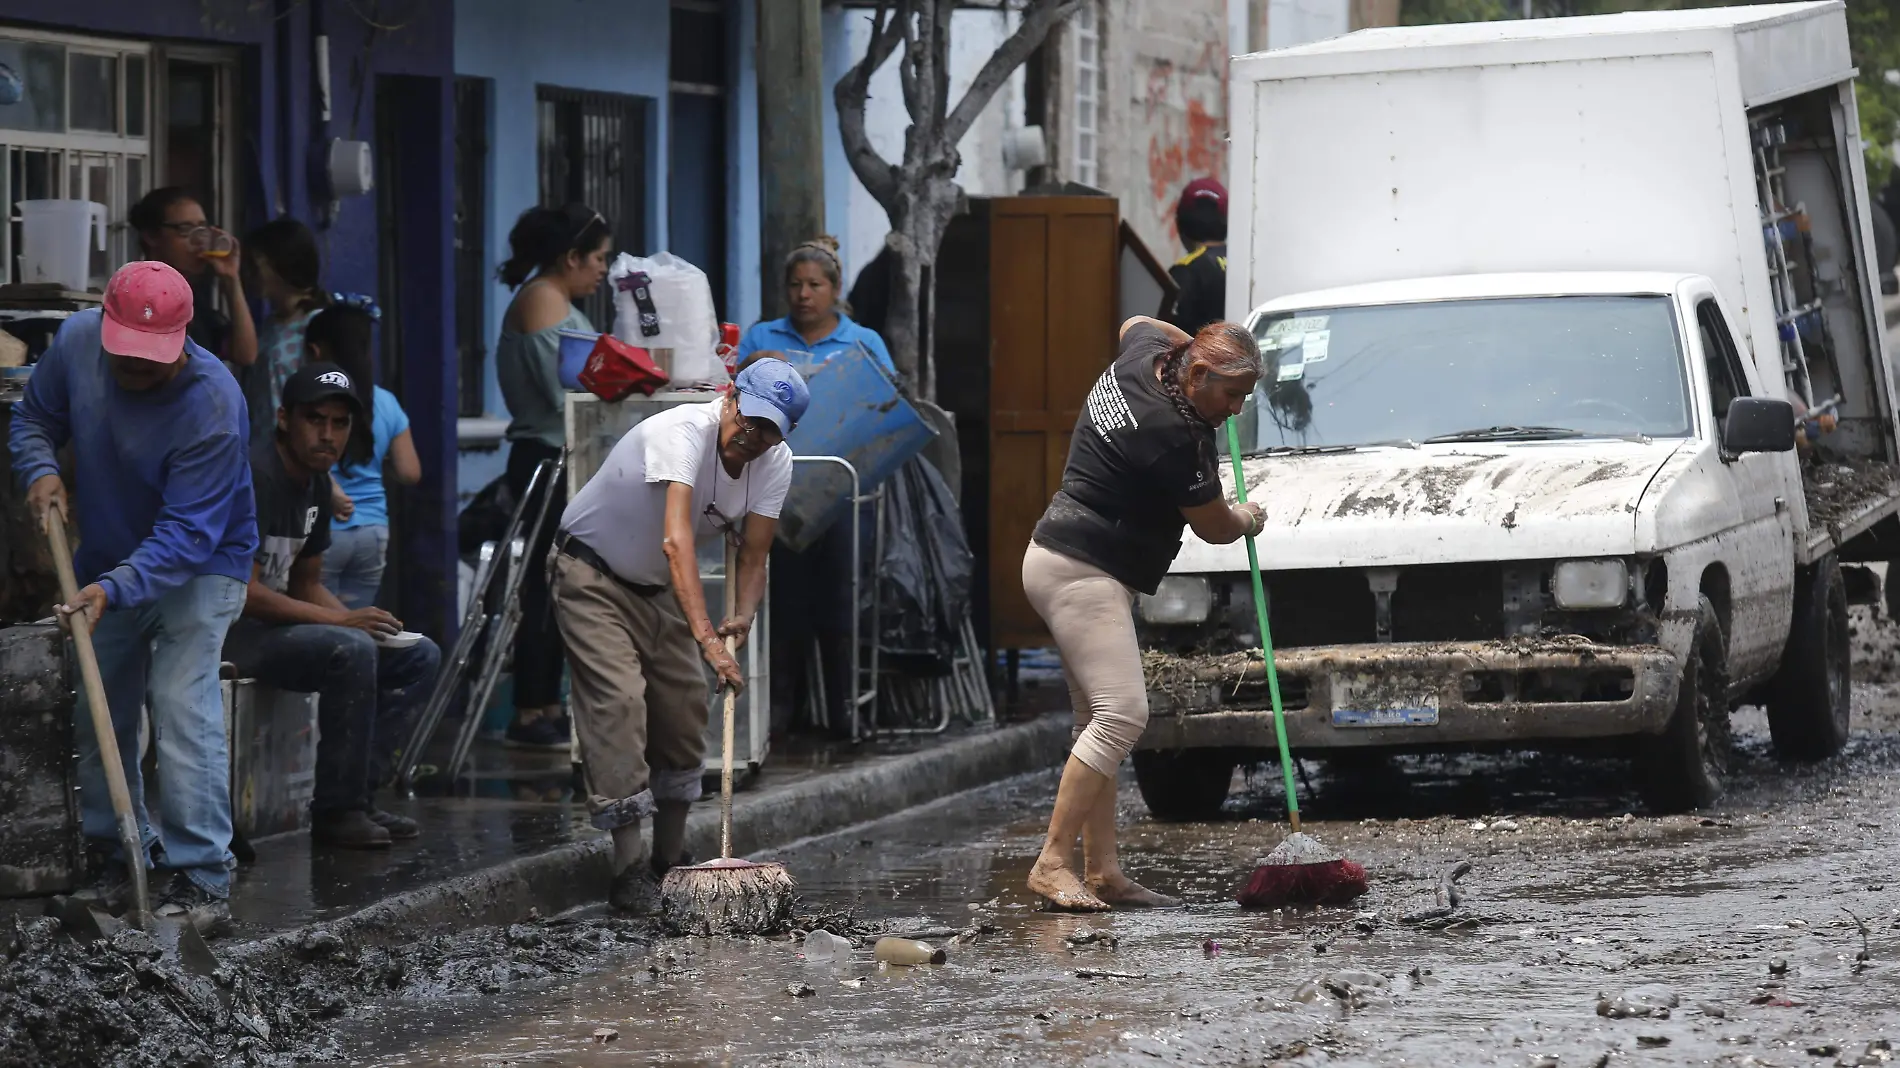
[719,539,739,859]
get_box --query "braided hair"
[1155,322,1266,469]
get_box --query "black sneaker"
[505,716,571,751]
[651,849,695,881]
[608,865,661,916]
[72,859,134,915]
[367,808,420,840]
[153,872,231,939]
[312,810,393,850]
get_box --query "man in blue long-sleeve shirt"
[9,260,255,936]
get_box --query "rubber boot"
[651,801,692,879]
[608,818,658,915]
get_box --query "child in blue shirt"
[303,305,421,608]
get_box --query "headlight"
[1139,576,1213,625]
[1552,559,1629,609]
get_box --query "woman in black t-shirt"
[1023,316,1269,911]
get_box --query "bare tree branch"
[898,4,925,134]
[944,0,1083,147]
[931,0,954,128]
[834,0,906,208]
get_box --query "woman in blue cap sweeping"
[550,357,811,914]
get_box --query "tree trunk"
[834,0,1084,401]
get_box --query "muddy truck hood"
[1173,439,1687,572]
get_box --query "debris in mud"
[1065,926,1118,949]
[1203,940,1220,958]
[1401,861,1473,926]
[1770,958,1790,976]
[0,909,655,1068]
[785,983,815,998]
[592,1027,619,1043]
[1596,984,1680,1019]
[1637,1035,1672,1048]
[1811,1045,1843,1058]
[1075,969,1148,980]
[1803,460,1899,530]
[1294,970,1390,1011]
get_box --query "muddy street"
[337,660,1900,1065]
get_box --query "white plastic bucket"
[18,199,107,291]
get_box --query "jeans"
[223,621,442,815]
[320,525,390,609]
[78,574,247,897]
[506,439,567,709]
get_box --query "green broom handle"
[1225,418,1302,832]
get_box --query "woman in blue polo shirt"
[740,237,893,741]
[734,236,896,375]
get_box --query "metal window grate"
[536,85,648,334]
[454,76,490,417]
[1072,2,1101,188]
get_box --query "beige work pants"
[551,551,709,831]
[1020,542,1149,775]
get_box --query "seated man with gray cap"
[552,356,810,913]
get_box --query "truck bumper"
[1137,639,1682,751]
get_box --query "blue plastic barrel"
[557,330,600,390]
[777,347,936,552]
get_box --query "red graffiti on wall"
[1146,37,1228,247]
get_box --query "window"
[454,77,490,417]
[1696,299,1750,437]
[0,30,152,287]
[537,85,648,333]
[1072,2,1101,188]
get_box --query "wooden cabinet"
[936,195,1123,652]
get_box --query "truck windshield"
[1249,296,1691,449]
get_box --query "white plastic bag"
[608,251,725,386]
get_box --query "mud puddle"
[343,692,1900,1068]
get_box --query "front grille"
[1391,563,1505,641]
[1254,563,1506,648]
[1261,571,1375,647]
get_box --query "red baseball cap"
[101,261,193,364]
[1180,177,1228,216]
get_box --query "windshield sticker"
[1267,315,1329,338]
[1299,330,1330,363]
[1277,356,1307,382]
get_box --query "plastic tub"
[558,330,601,390]
[777,347,937,553]
[18,200,107,291]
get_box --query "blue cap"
[734,357,810,435]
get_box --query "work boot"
[312,810,393,850]
[367,808,421,841]
[153,872,232,939]
[651,801,692,879]
[71,858,134,915]
[608,865,662,916]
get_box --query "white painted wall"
[1267,0,1349,50]
[830,7,1027,295]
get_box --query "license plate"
[1330,676,1440,728]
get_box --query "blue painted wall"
[452,0,776,504]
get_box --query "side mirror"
[1722,397,1796,458]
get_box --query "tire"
[1635,595,1730,813]
[1131,749,1237,822]
[1767,558,1852,760]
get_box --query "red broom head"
[1237,858,1369,908]
[1235,832,1370,909]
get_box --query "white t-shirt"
[559,400,794,586]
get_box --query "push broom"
[659,538,796,936]
[1225,419,1369,909]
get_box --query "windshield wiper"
[1246,444,1359,457]
[1422,425,1589,443]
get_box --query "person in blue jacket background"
[736,237,892,740]
[9,261,256,935]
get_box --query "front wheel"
[1634,594,1730,813]
[1132,749,1237,822]
[1768,558,1851,760]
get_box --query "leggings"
[1020,542,1149,775]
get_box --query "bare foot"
[1089,872,1182,909]
[1028,856,1111,912]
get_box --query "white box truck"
[1133,2,1900,814]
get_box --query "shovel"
[44,502,219,974]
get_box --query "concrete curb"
[227,715,1069,966]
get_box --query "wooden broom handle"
[719,538,739,859]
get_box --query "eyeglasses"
[703,503,745,547]
[731,414,781,448]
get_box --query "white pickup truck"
[1132,3,1900,814]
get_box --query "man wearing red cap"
[9,260,257,935]
[1169,177,1229,336]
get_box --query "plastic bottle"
[873,937,947,966]
[802,929,851,961]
